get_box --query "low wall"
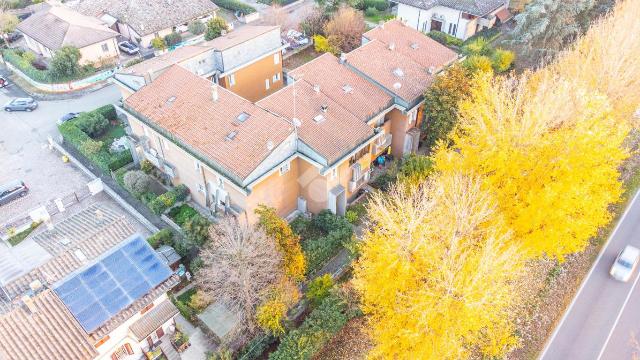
[4,60,115,93]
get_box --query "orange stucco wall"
[219,51,283,102]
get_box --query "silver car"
[610,245,640,282]
[4,97,38,112]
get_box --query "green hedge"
[149,184,190,215]
[211,0,256,13]
[269,293,348,360]
[147,229,174,248]
[238,335,277,360]
[427,31,463,47]
[2,49,98,83]
[363,0,388,11]
[94,104,118,121]
[295,211,353,274]
[109,151,133,171]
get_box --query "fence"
[3,60,116,93]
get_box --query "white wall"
[396,4,478,40]
[217,28,281,72]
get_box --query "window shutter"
[125,343,133,355]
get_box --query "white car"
[610,245,640,282]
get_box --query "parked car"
[6,32,22,43]
[118,41,139,55]
[4,97,38,112]
[57,112,82,125]
[0,180,28,206]
[610,245,640,282]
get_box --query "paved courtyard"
[0,75,121,222]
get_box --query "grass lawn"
[364,12,394,24]
[7,222,41,246]
[96,123,126,145]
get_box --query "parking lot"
[0,73,121,222]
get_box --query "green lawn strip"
[7,222,41,246]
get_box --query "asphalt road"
[541,190,640,360]
[0,73,121,220]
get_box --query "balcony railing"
[372,133,392,154]
[349,169,371,192]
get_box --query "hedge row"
[2,49,97,83]
[427,31,463,48]
[211,0,256,14]
[269,293,348,360]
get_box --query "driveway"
[0,78,122,222]
[540,191,640,360]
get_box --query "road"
[0,72,121,220]
[541,190,640,360]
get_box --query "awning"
[129,300,179,340]
[496,8,513,22]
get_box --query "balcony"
[349,169,371,192]
[372,133,392,154]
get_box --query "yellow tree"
[353,174,523,359]
[434,72,629,260]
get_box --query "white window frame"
[265,79,270,90]
[330,168,337,180]
[274,53,280,65]
[195,160,201,171]
[197,184,206,193]
[101,43,109,52]
[273,73,281,83]
[229,73,236,87]
[279,161,290,175]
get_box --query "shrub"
[345,202,366,224]
[463,55,494,73]
[257,298,288,335]
[369,171,396,191]
[269,293,348,360]
[151,37,167,50]
[211,0,257,14]
[74,112,109,137]
[364,7,378,17]
[49,46,82,80]
[164,32,182,47]
[21,51,35,64]
[190,257,204,274]
[123,170,152,195]
[491,48,516,72]
[168,204,198,226]
[313,34,338,55]
[302,211,353,273]
[79,139,103,156]
[182,214,211,246]
[237,335,277,360]
[205,17,228,41]
[108,151,133,171]
[124,58,144,68]
[188,21,206,35]
[398,154,433,186]
[94,104,117,121]
[462,37,490,56]
[427,30,463,47]
[148,184,189,214]
[307,274,334,307]
[147,229,173,248]
[363,0,388,11]
[188,290,212,312]
[141,159,155,174]
[174,298,196,321]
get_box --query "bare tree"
[323,6,365,53]
[197,217,284,337]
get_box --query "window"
[274,53,280,64]
[265,79,270,90]
[330,168,337,180]
[273,73,281,83]
[279,161,290,175]
[461,12,475,20]
[409,110,417,125]
[195,161,201,171]
[101,43,109,52]
[198,184,206,193]
[349,145,370,166]
[229,73,236,87]
[448,23,458,36]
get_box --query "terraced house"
[0,206,179,360]
[118,20,457,222]
[115,25,284,102]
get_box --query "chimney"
[144,69,154,85]
[339,53,346,64]
[211,83,219,102]
[313,84,320,93]
[388,42,395,51]
[29,280,43,292]
[321,104,328,113]
[22,295,37,314]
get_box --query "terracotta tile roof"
[288,53,393,121]
[129,299,179,340]
[2,204,136,300]
[0,290,97,360]
[74,0,218,36]
[348,20,458,103]
[258,80,375,164]
[16,6,118,50]
[125,65,294,182]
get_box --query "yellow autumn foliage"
[353,174,523,359]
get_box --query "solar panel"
[53,235,173,333]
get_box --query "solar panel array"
[54,235,173,333]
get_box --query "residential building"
[16,5,119,66]
[115,25,284,102]
[73,0,219,48]
[395,0,512,40]
[0,205,179,360]
[120,20,456,221]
